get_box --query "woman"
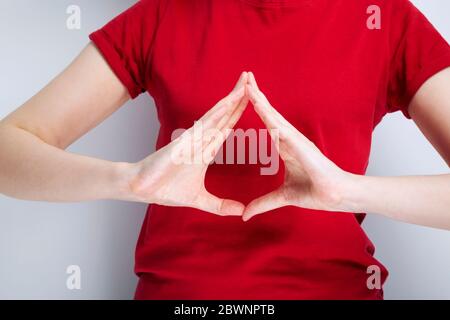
[0,0,449,300]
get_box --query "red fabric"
[89,0,450,299]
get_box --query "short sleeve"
[387,0,450,119]
[89,0,162,99]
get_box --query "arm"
[0,44,134,202]
[343,68,450,230]
[243,70,450,230]
[0,45,247,215]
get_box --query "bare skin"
[242,72,450,231]
[129,72,250,215]
[0,43,449,229]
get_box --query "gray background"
[0,0,449,299]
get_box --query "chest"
[148,1,390,171]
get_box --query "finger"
[185,85,245,155]
[199,86,245,153]
[201,73,249,157]
[246,83,314,153]
[232,71,249,92]
[199,71,248,127]
[242,188,288,221]
[176,81,246,165]
[201,86,245,131]
[247,73,296,130]
[248,71,259,90]
[196,190,245,216]
[215,72,249,131]
[204,89,249,155]
[246,84,280,131]
[225,94,249,129]
[246,84,284,159]
[248,74,325,170]
[248,72,277,119]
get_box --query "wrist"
[112,161,143,202]
[336,172,368,213]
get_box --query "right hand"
[127,72,249,216]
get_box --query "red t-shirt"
[89,0,450,299]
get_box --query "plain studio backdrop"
[0,0,449,299]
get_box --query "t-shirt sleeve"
[387,0,450,119]
[89,0,162,99]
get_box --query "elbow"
[0,119,67,150]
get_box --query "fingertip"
[248,72,258,89]
[221,199,245,216]
[239,71,248,84]
[242,212,255,222]
[242,205,254,221]
[242,73,249,87]
[232,72,249,92]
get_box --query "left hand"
[243,72,356,221]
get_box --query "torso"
[135,0,394,299]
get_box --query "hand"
[243,72,355,221]
[128,72,250,216]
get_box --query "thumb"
[196,190,245,216]
[242,188,288,221]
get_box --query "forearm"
[0,125,136,202]
[343,173,450,230]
